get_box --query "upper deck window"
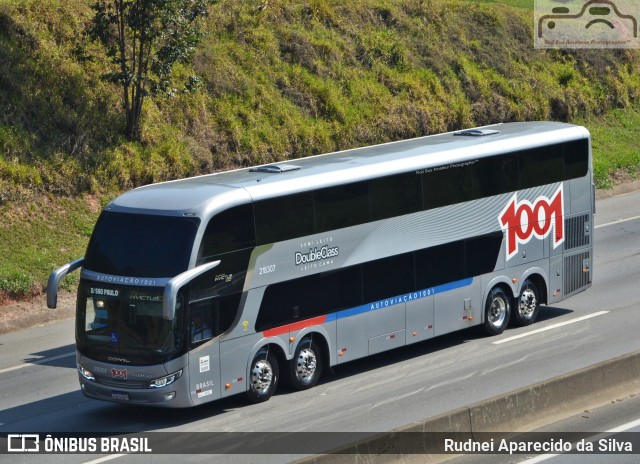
[314,181,370,232]
[84,212,200,278]
[255,192,315,245]
[199,204,256,258]
[370,172,422,220]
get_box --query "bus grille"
[96,378,148,389]
[564,251,591,296]
[564,214,590,250]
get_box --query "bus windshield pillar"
[163,260,221,320]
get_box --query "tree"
[89,0,215,141]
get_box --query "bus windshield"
[76,282,185,365]
[84,212,200,278]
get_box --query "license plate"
[111,391,129,401]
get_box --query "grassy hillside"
[1,0,640,299]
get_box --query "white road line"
[492,311,609,345]
[606,417,640,433]
[595,214,640,229]
[0,352,75,374]
[520,417,640,463]
[83,454,126,464]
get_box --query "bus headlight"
[149,370,182,388]
[78,364,95,381]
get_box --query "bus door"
[187,297,222,404]
[186,293,242,405]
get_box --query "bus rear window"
[84,212,200,278]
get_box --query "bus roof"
[108,121,589,215]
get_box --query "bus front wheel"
[247,350,279,403]
[484,287,511,336]
[289,338,323,390]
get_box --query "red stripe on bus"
[263,316,327,337]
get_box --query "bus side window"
[519,145,564,189]
[415,241,465,288]
[190,293,241,344]
[363,253,414,301]
[199,204,256,259]
[217,293,241,334]
[190,301,214,343]
[473,155,519,198]
[564,139,589,180]
[370,173,422,221]
[256,267,363,332]
[315,182,371,232]
[422,163,475,210]
[465,232,504,276]
[255,192,315,245]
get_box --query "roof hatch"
[454,129,500,137]
[249,164,301,173]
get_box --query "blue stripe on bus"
[324,277,473,323]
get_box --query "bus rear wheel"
[512,280,540,326]
[484,287,510,336]
[289,338,323,390]
[247,350,279,403]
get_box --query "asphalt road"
[1,189,639,463]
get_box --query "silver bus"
[48,121,593,407]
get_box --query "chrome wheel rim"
[295,348,317,384]
[250,359,273,394]
[488,296,507,329]
[519,288,537,319]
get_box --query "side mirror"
[47,258,84,309]
[163,261,221,320]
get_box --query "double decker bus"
[48,122,593,407]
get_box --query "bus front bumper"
[79,374,194,408]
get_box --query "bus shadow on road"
[535,305,573,323]
[141,304,570,417]
[21,343,76,369]
[0,390,250,432]
[0,307,577,432]
[322,304,574,384]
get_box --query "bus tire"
[512,280,540,326]
[289,338,323,390]
[247,350,279,403]
[484,287,510,336]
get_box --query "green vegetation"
[468,0,533,10]
[89,0,215,141]
[0,196,100,299]
[578,110,640,189]
[1,0,639,299]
